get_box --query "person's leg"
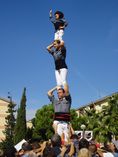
[63,123,69,142]
[55,70,62,87]
[59,68,68,86]
[54,30,64,45]
[52,120,59,133]
[54,30,60,40]
[58,29,64,41]
[57,123,63,137]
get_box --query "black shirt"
[50,46,68,70]
[50,17,68,31]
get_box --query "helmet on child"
[54,11,64,18]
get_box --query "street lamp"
[81,124,86,138]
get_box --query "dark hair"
[89,144,97,153]
[79,138,89,149]
[43,145,56,157]
[54,11,64,18]
[70,134,78,140]
[54,39,61,44]
[57,88,65,93]
[4,147,16,157]
[22,142,32,151]
[51,134,61,147]
[32,142,40,149]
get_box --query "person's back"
[43,145,56,157]
[51,134,61,156]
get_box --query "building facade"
[76,92,118,116]
[0,98,12,142]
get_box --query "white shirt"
[103,152,114,157]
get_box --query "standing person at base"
[47,83,71,143]
[46,39,68,89]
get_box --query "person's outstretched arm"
[49,9,55,24]
[49,9,52,18]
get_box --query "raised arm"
[47,86,58,97]
[49,9,55,24]
[63,83,69,96]
[49,9,52,18]
[46,43,54,53]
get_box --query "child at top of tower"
[49,9,68,45]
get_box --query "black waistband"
[54,112,70,121]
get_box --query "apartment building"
[0,97,12,142]
[76,92,118,116]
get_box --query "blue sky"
[0,0,118,120]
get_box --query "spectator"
[79,138,89,150]
[78,148,92,157]
[21,142,37,157]
[88,144,99,157]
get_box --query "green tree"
[14,88,27,144]
[107,94,118,136]
[0,96,16,152]
[33,104,79,140]
[93,94,118,142]
[98,94,118,141]
[33,104,54,140]
[77,93,118,142]
[70,109,79,130]
[77,107,109,142]
[26,127,33,140]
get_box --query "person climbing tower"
[46,39,68,89]
[49,9,68,45]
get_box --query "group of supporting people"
[46,10,73,143]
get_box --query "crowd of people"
[0,133,118,157]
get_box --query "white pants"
[54,29,64,42]
[55,68,67,86]
[56,121,69,142]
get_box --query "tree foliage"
[33,104,79,140]
[14,88,27,144]
[78,93,118,142]
[70,109,79,130]
[0,98,16,152]
[33,104,54,140]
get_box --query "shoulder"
[61,46,66,52]
[65,94,71,102]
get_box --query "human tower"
[46,10,73,143]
